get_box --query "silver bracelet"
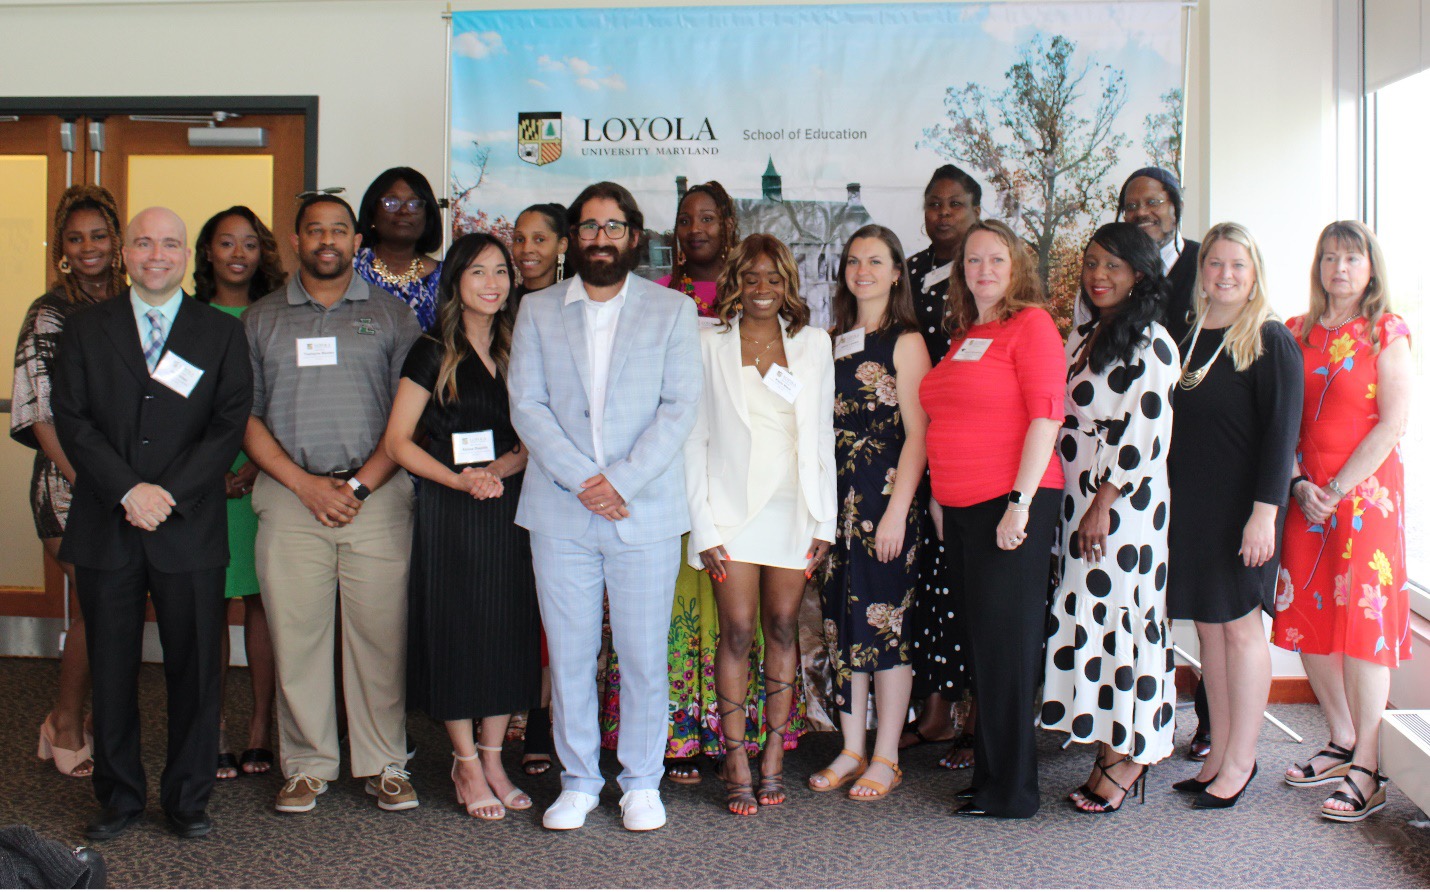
[1006,505,1030,514]
[1327,477,1346,498]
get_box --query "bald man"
[53,207,252,840]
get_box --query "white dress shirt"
[565,274,629,465]
[1160,233,1183,276]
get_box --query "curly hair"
[51,184,126,304]
[192,206,288,303]
[944,220,1045,339]
[431,233,518,404]
[667,180,739,288]
[712,233,808,336]
[1076,223,1168,374]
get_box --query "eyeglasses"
[1122,197,1167,214]
[379,197,427,214]
[577,220,629,240]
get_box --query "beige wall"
[0,0,1348,679]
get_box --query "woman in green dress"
[193,206,287,778]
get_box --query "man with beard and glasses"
[508,181,701,832]
[240,194,423,815]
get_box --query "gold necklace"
[371,255,425,288]
[1178,317,1228,390]
[741,331,779,369]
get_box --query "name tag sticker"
[762,363,803,404]
[923,262,953,291]
[296,337,338,367]
[452,430,496,465]
[697,316,722,330]
[952,337,993,362]
[833,328,865,360]
[150,351,204,397]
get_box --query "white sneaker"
[619,789,666,831]
[542,790,600,830]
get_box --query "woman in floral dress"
[1274,221,1413,823]
[809,225,931,801]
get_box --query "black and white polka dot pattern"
[1039,321,1179,764]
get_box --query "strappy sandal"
[936,733,976,771]
[808,748,868,792]
[717,691,758,816]
[1075,754,1148,814]
[849,755,903,801]
[240,748,275,775]
[451,751,504,821]
[757,675,795,807]
[665,759,702,785]
[1070,755,1107,802]
[477,743,532,811]
[1321,765,1387,823]
[1285,741,1354,787]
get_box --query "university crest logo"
[518,112,562,166]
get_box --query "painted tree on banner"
[921,34,1128,330]
[1144,87,1185,175]
[451,139,514,246]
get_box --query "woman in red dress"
[1273,220,1413,823]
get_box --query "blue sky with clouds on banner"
[450,2,1185,241]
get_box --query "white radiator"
[1381,710,1430,823]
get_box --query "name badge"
[150,351,204,398]
[452,430,496,465]
[762,363,802,404]
[296,336,338,367]
[922,262,953,292]
[952,337,993,362]
[697,316,722,330]
[833,328,865,360]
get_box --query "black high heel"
[1172,775,1215,794]
[1075,755,1147,814]
[1070,756,1108,802]
[1193,763,1257,809]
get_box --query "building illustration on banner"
[642,158,870,326]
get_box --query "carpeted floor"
[2,656,1428,889]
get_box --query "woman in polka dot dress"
[1040,223,1180,813]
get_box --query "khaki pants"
[252,471,413,780]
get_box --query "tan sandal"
[452,751,504,821]
[807,748,868,792]
[38,716,93,778]
[849,755,903,801]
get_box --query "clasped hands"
[1292,478,1341,525]
[122,483,176,531]
[578,473,628,521]
[457,466,504,500]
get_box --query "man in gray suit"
[508,182,700,832]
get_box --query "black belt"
[320,468,357,481]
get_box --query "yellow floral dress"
[1273,314,1412,666]
[821,325,920,711]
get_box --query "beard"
[574,240,640,287]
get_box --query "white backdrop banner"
[450,1,1186,324]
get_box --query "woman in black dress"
[902,165,983,768]
[1167,222,1302,809]
[809,225,931,801]
[384,233,541,821]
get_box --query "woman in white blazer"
[684,233,836,816]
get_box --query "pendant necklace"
[1178,316,1228,390]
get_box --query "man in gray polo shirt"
[241,194,422,814]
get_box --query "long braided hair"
[667,181,739,290]
[51,185,126,305]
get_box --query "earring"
[556,254,565,282]
[58,257,71,274]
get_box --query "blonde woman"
[1166,223,1303,809]
[685,233,835,815]
[1274,221,1412,822]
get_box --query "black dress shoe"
[955,785,978,800]
[954,802,993,817]
[1193,763,1257,810]
[84,808,142,841]
[164,810,213,838]
[1172,775,1215,794]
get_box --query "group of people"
[10,159,1411,840]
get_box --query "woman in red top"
[1274,221,1413,823]
[920,220,1065,818]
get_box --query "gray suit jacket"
[508,274,702,544]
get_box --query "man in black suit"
[1117,166,1202,345]
[53,207,252,840]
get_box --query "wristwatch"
[1008,490,1029,506]
[1327,478,1346,499]
[347,477,372,502]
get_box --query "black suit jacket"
[1164,237,1201,346]
[53,293,252,573]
